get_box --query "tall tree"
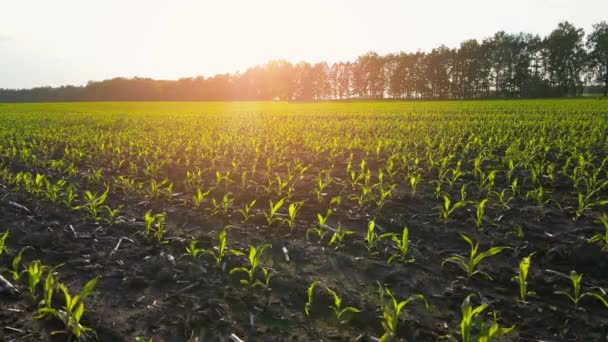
[587,21,608,97]
[544,21,586,96]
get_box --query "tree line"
[1,21,607,102]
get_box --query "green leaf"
[229,267,248,275]
[229,249,245,256]
[588,292,608,307]
[80,276,99,299]
[459,233,473,248]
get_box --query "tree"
[310,62,329,100]
[587,21,608,97]
[544,21,586,96]
[425,46,451,99]
[1,23,603,102]
[293,62,314,100]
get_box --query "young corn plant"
[330,195,342,207]
[35,276,99,340]
[575,192,608,220]
[314,171,332,202]
[306,209,332,242]
[103,205,121,225]
[0,230,9,256]
[436,193,467,223]
[474,199,489,231]
[230,244,273,288]
[376,184,397,210]
[588,213,608,251]
[553,270,608,308]
[441,234,509,280]
[525,185,552,207]
[446,161,467,187]
[62,186,77,207]
[304,280,320,318]
[365,220,381,254]
[203,229,236,267]
[185,239,202,258]
[10,246,32,281]
[380,225,415,264]
[328,224,354,249]
[263,198,285,226]
[378,283,428,342]
[27,260,46,299]
[326,287,361,324]
[479,170,497,194]
[75,185,110,221]
[39,266,57,310]
[512,253,535,303]
[445,294,514,342]
[491,189,514,210]
[211,193,234,216]
[192,188,211,208]
[143,211,167,243]
[284,201,303,231]
[237,199,257,223]
[408,172,422,197]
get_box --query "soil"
[1,169,608,342]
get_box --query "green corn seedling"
[285,201,302,231]
[512,253,535,303]
[474,199,489,230]
[376,184,396,209]
[36,276,99,340]
[526,185,552,207]
[314,172,331,202]
[306,209,332,242]
[436,193,467,223]
[589,213,608,251]
[442,234,509,280]
[378,283,428,342]
[103,206,121,225]
[62,186,77,207]
[0,230,9,256]
[192,188,211,208]
[304,280,320,317]
[409,172,421,197]
[326,287,361,324]
[446,294,514,342]
[328,224,354,249]
[75,185,110,221]
[186,240,202,257]
[237,199,257,223]
[143,211,167,242]
[263,198,285,226]
[329,195,342,207]
[575,192,608,220]
[366,220,380,254]
[446,161,467,187]
[553,270,608,308]
[211,193,234,216]
[27,260,46,298]
[230,243,272,288]
[491,189,514,210]
[203,230,233,267]
[40,267,56,310]
[10,246,32,281]
[380,225,415,264]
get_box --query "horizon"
[1,0,607,89]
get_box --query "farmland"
[0,99,608,341]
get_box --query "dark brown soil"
[2,174,608,342]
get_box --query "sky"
[1,0,607,89]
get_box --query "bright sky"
[1,0,606,89]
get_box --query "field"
[1,100,608,341]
